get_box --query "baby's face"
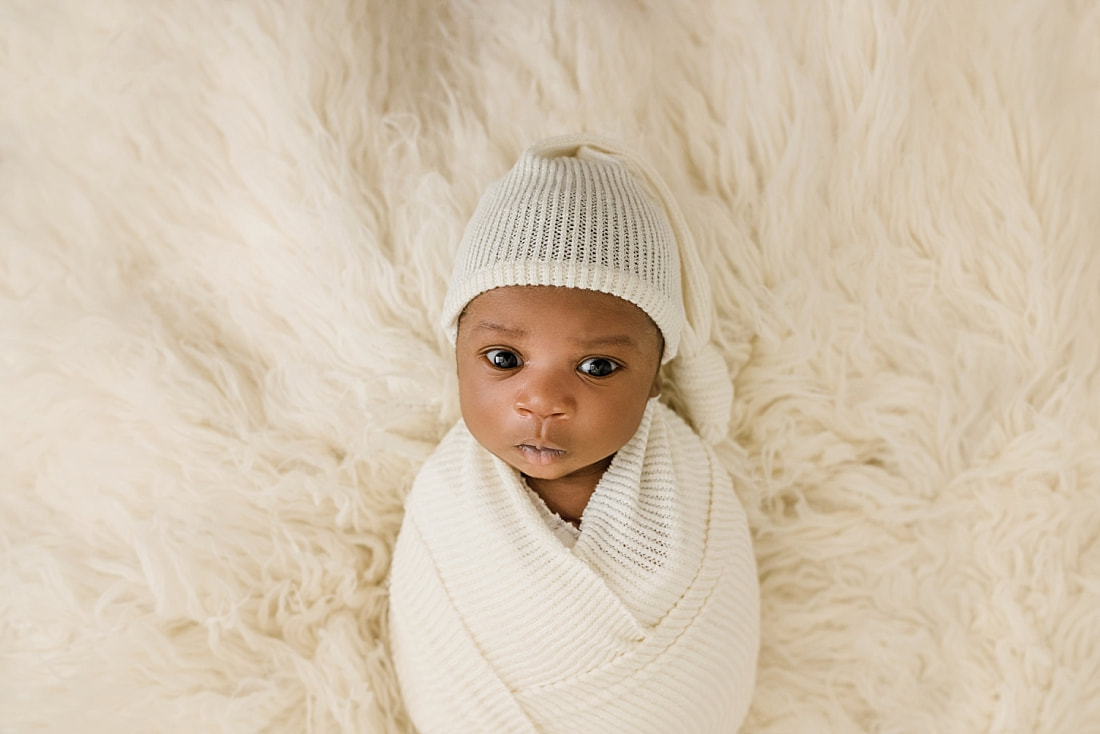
[456,286,662,490]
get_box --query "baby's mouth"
[516,442,566,465]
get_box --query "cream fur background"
[3,0,1099,732]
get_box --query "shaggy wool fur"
[2,1,1098,732]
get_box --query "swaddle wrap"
[389,399,760,733]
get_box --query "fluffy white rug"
[3,1,1099,731]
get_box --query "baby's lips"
[517,440,566,452]
[516,444,568,466]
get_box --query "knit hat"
[441,134,732,444]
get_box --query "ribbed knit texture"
[388,400,760,733]
[440,135,734,443]
[441,140,684,359]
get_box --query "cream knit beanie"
[441,134,732,444]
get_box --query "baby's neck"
[524,473,601,527]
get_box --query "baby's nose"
[513,369,574,419]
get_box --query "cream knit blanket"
[388,399,759,733]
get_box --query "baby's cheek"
[459,390,506,443]
[607,394,649,442]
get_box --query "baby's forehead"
[465,284,638,315]
[460,285,663,342]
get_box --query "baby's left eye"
[577,357,620,377]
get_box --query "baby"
[388,135,759,733]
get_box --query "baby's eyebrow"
[572,334,638,349]
[472,320,527,337]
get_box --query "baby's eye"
[577,357,620,378]
[485,349,522,370]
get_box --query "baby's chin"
[493,451,574,481]
[509,454,616,484]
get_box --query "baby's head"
[442,135,730,481]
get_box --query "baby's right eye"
[485,349,522,370]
